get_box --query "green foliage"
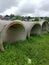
[44,17,49,22]
[13,15,22,20]
[10,14,15,18]
[34,17,39,21]
[5,15,9,17]
[0,33,49,65]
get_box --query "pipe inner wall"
[5,23,25,42]
[30,24,41,35]
[42,22,48,33]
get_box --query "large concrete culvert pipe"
[0,20,26,51]
[30,23,41,35]
[42,21,48,33]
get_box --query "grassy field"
[0,33,49,65]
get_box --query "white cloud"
[0,0,49,16]
[0,7,18,15]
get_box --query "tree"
[44,17,49,22]
[13,15,22,20]
[10,14,15,19]
[27,16,31,21]
[34,17,39,21]
[5,15,9,17]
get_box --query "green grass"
[0,33,49,65]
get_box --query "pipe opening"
[42,21,48,33]
[48,23,49,32]
[30,24,41,35]
[6,23,25,42]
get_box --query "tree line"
[1,14,49,22]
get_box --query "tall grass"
[0,33,49,65]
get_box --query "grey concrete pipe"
[41,21,48,33]
[30,23,41,35]
[27,22,42,37]
[48,22,49,32]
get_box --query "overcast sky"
[0,0,49,17]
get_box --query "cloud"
[0,7,19,15]
[0,0,20,12]
[19,0,35,13]
[0,0,49,16]
[39,0,49,11]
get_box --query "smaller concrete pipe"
[28,22,42,37]
[30,23,41,35]
[48,22,49,32]
[41,21,48,33]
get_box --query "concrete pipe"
[0,20,26,51]
[42,21,48,33]
[48,22,49,32]
[30,23,41,35]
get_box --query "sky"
[0,0,49,17]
